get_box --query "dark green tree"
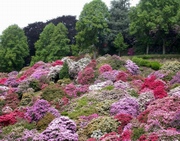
[31,23,55,65]
[75,0,110,58]
[129,0,180,54]
[113,33,128,56]
[108,0,130,40]
[0,25,29,72]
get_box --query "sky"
[0,0,139,34]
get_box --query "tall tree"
[47,23,70,61]
[129,0,180,54]
[30,23,55,65]
[108,0,130,40]
[0,25,29,72]
[75,0,109,58]
[31,23,70,65]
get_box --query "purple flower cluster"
[110,97,139,117]
[125,60,139,75]
[114,80,131,90]
[25,99,60,122]
[98,70,120,82]
[170,71,180,85]
[34,116,78,141]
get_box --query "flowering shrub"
[170,71,180,85]
[110,97,139,117]
[114,80,131,91]
[116,71,128,82]
[125,59,139,75]
[99,64,112,74]
[5,92,20,110]
[98,70,120,82]
[140,96,180,131]
[51,60,63,66]
[25,99,60,122]
[99,132,120,141]
[0,78,7,85]
[84,116,119,137]
[138,133,159,141]
[89,80,113,91]
[114,113,133,134]
[77,67,95,85]
[34,116,78,141]
[47,65,62,81]
[0,110,24,127]
[64,83,77,97]
[161,60,180,73]
[141,75,167,99]
[121,130,132,141]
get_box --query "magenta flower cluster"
[65,83,89,97]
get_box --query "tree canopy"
[129,0,180,54]
[0,25,29,72]
[75,0,110,57]
[31,22,70,65]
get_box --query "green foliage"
[84,116,119,137]
[149,61,161,70]
[95,100,114,116]
[76,0,109,56]
[29,79,41,92]
[59,62,69,79]
[132,127,146,141]
[113,33,128,56]
[102,85,114,91]
[0,99,5,115]
[57,78,71,86]
[129,0,180,54]
[20,93,33,106]
[132,56,161,70]
[97,55,125,70]
[0,24,29,72]
[2,120,36,136]
[36,112,55,132]
[41,84,67,102]
[63,97,97,119]
[129,89,139,98]
[31,23,70,65]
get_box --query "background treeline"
[0,0,180,72]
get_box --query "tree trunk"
[162,39,166,54]
[146,44,149,54]
[118,50,120,56]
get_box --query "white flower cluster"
[89,80,113,91]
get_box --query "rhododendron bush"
[0,55,180,141]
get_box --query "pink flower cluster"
[99,64,112,74]
[77,67,95,85]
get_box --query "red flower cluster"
[141,75,167,99]
[114,113,133,134]
[86,60,96,69]
[138,133,158,141]
[0,78,7,85]
[116,71,128,82]
[0,110,24,127]
[138,109,150,123]
[51,60,63,66]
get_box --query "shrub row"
[132,57,161,70]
